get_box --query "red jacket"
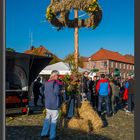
[123,88,128,100]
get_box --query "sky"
[6,0,134,59]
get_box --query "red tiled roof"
[124,54,134,64]
[90,48,134,64]
[24,45,61,61]
[24,45,52,56]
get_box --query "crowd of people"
[32,70,134,140]
[80,71,135,117]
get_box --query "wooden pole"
[74,9,79,71]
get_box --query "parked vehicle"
[6,51,52,115]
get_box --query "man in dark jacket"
[33,77,43,106]
[96,74,111,117]
[41,70,61,140]
[87,77,94,102]
[80,71,89,101]
[126,75,135,113]
[92,76,98,109]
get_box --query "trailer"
[6,51,53,114]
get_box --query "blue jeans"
[98,95,110,115]
[41,108,59,139]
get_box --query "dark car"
[6,51,52,115]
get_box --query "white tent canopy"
[39,62,89,75]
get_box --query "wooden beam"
[74,9,79,71]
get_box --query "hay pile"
[67,118,90,133]
[60,102,68,116]
[78,101,103,132]
[59,101,103,133]
[58,102,68,128]
[58,117,91,133]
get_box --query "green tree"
[6,48,16,52]
[64,53,83,69]
[49,55,61,64]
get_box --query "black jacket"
[80,76,88,93]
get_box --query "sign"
[114,68,120,76]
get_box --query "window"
[104,61,107,67]
[127,64,129,70]
[120,63,122,69]
[111,61,114,68]
[93,62,96,68]
[123,73,126,78]
[116,62,118,68]
[123,64,125,69]
[100,62,104,68]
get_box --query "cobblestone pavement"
[6,108,134,140]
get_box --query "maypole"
[74,9,79,71]
[45,0,104,130]
[46,0,102,71]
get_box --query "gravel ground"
[6,108,134,140]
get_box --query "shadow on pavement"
[6,125,113,140]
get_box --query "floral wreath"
[46,0,102,30]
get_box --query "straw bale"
[58,101,103,133]
[67,118,90,132]
[78,101,103,131]
[60,102,68,116]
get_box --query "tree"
[50,55,61,64]
[6,48,16,52]
[64,53,83,69]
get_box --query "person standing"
[80,71,89,101]
[126,75,135,113]
[92,76,98,109]
[110,79,120,114]
[87,77,94,103]
[119,78,125,107]
[33,77,43,106]
[96,74,111,117]
[41,70,61,140]
[40,82,45,106]
[122,78,129,110]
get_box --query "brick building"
[81,48,134,78]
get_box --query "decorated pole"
[74,9,79,71]
[46,0,102,70]
[45,0,103,121]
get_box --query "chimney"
[30,46,35,50]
